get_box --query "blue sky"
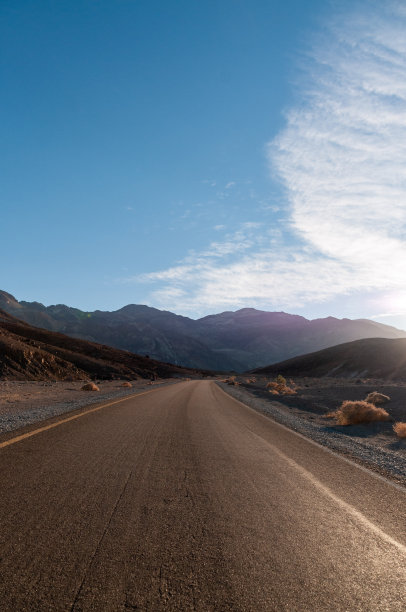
[2,1,406,329]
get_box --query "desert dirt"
[0,378,182,433]
[237,375,406,422]
[223,376,406,467]
[2,374,406,484]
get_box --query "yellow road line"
[0,389,155,450]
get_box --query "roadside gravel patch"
[0,380,175,434]
[218,382,406,487]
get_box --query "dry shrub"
[267,381,280,392]
[365,391,390,405]
[327,400,389,426]
[121,382,132,388]
[81,382,100,392]
[245,377,256,384]
[393,422,406,438]
[266,379,296,396]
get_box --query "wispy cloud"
[133,2,406,316]
[270,1,406,292]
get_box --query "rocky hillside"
[0,308,202,381]
[0,292,232,371]
[1,291,405,371]
[253,337,406,380]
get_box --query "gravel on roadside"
[0,380,175,434]
[218,382,406,488]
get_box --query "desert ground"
[220,375,406,486]
[236,375,406,420]
[0,378,184,434]
[1,374,406,483]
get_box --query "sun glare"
[387,292,406,314]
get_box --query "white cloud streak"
[271,2,406,292]
[134,2,406,315]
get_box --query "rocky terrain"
[253,337,406,381]
[1,290,405,371]
[0,308,204,381]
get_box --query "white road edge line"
[216,382,406,555]
[260,429,406,556]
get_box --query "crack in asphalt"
[70,470,134,611]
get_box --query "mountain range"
[1,290,405,372]
[0,308,199,381]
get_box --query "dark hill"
[253,337,406,381]
[0,309,202,381]
[195,310,406,369]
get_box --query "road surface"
[0,380,405,611]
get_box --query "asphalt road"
[0,380,405,611]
